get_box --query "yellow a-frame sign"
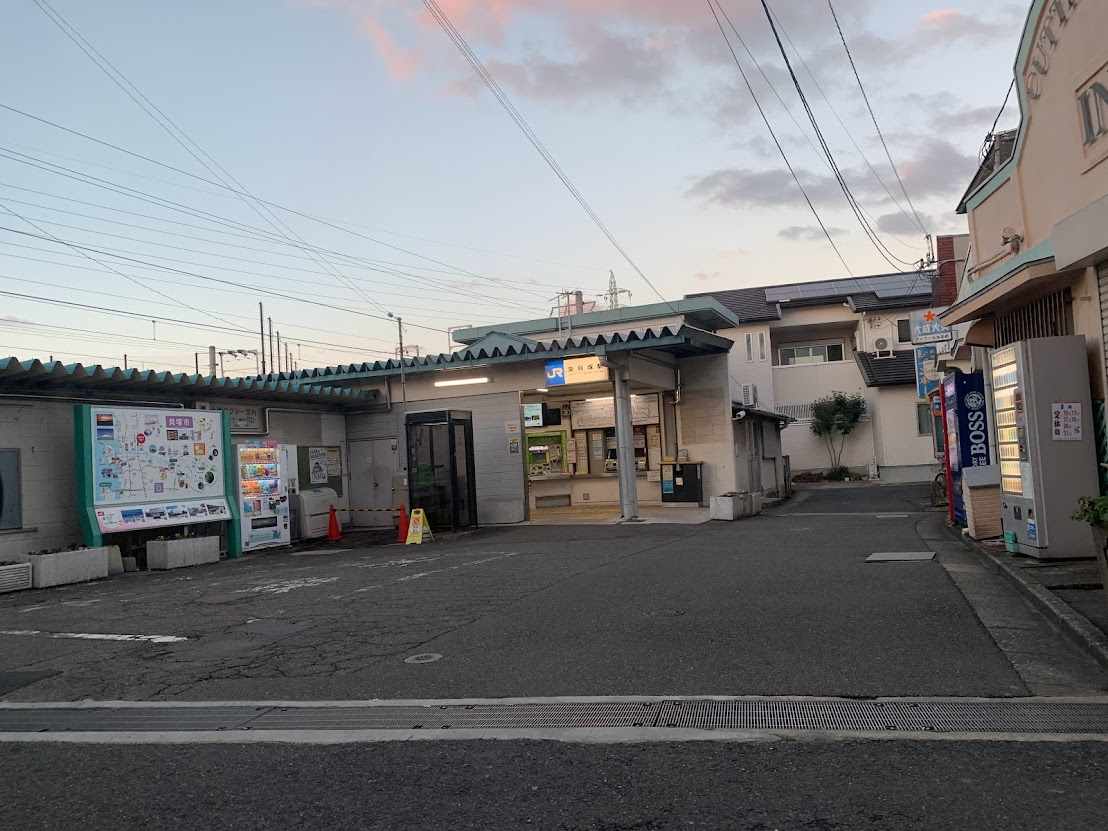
[404,508,434,545]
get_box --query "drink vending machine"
[942,370,991,525]
[988,336,1097,559]
[234,440,291,551]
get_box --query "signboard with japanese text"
[522,403,544,428]
[85,406,230,533]
[570,394,660,430]
[1051,402,1082,440]
[914,345,941,399]
[910,308,953,344]
[544,355,609,386]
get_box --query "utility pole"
[267,318,274,374]
[388,312,407,409]
[195,353,199,375]
[209,345,217,376]
[123,354,128,370]
[258,302,267,374]
[276,331,282,374]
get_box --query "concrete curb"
[946,523,1108,671]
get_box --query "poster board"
[79,405,231,535]
[570,394,660,430]
[296,445,344,495]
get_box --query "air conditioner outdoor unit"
[740,383,758,406]
[873,337,894,358]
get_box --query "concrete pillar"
[611,363,639,519]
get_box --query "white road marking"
[0,629,187,643]
[18,606,47,613]
[339,556,439,570]
[234,577,339,595]
[393,553,517,582]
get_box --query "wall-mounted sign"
[1051,401,1082,440]
[522,403,544,428]
[545,355,609,386]
[1077,71,1108,149]
[910,308,953,344]
[1024,0,1081,101]
[570,394,660,430]
[914,345,941,399]
[223,405,264,433]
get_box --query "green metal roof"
[452,297,740,344]
[0,356,377,407]
[257,325,733,386]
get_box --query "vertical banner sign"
[943,371,991,525]
[914,345,941,399]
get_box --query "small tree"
[810,391,867,478]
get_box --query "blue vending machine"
[942,370,991,525]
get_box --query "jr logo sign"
[545,361,566,386]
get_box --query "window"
[778,343,845,365]
[916,402,932,436]
[0,449,21,531]
[758,331,767,361]
[897,318,912,344]
[744,333,754,362]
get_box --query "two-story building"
[694,272,942,483]
[942,0,1108,406]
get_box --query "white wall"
[868,386,940,480]
[772,361,867,405]
[675,354,737,498]
[783,419,875,473]
[345,391,528,525]
[719,325,775,410]
[0,401,81,560]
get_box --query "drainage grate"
[2,699,1108,734]
[247,702,658,731]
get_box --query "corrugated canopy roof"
[0,357,377,407]
[253,325,733,385]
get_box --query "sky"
[0,0,1028,375]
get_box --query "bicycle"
[931,470,949,508]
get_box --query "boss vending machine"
[942,370,991,525]
[234,440,291,551]
[989,336,1097,559]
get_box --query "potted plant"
[1072,495,1108,600]
[710,491,752,521]
[16,543,113,588]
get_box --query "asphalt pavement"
[4,482,1108,830]
[6,740,1108,831]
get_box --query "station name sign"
[545,355,609,386]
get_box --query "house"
[692,271,942,483]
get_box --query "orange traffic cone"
[396,503,409,544]
[327,504,342,543]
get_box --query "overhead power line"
[0,103,607,274]
[418,0,674,311]
[705,0,853,276]
[32,0,395,322]
[757,0,917,271]
[825,0,928,235]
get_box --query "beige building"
[696,273,942,483]
[943,0,1108,409]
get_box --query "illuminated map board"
[82,406,230,533]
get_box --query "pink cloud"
[921,9,963,25]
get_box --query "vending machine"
[234,440,291,551]
[989,336,1098,559]
[942,370,991,525]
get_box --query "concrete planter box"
[0,562,33,594]
[147,537,220,571]
[17,547,112,589]
[710,494,749,521]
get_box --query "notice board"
[296,445,344,495]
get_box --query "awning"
[940,259,1062,326]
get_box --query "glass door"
[407,421,453,531]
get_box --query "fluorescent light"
[585,396,613,402]
[433,376,490,388]
[534,387,548,393]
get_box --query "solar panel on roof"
[763,271,931,302]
